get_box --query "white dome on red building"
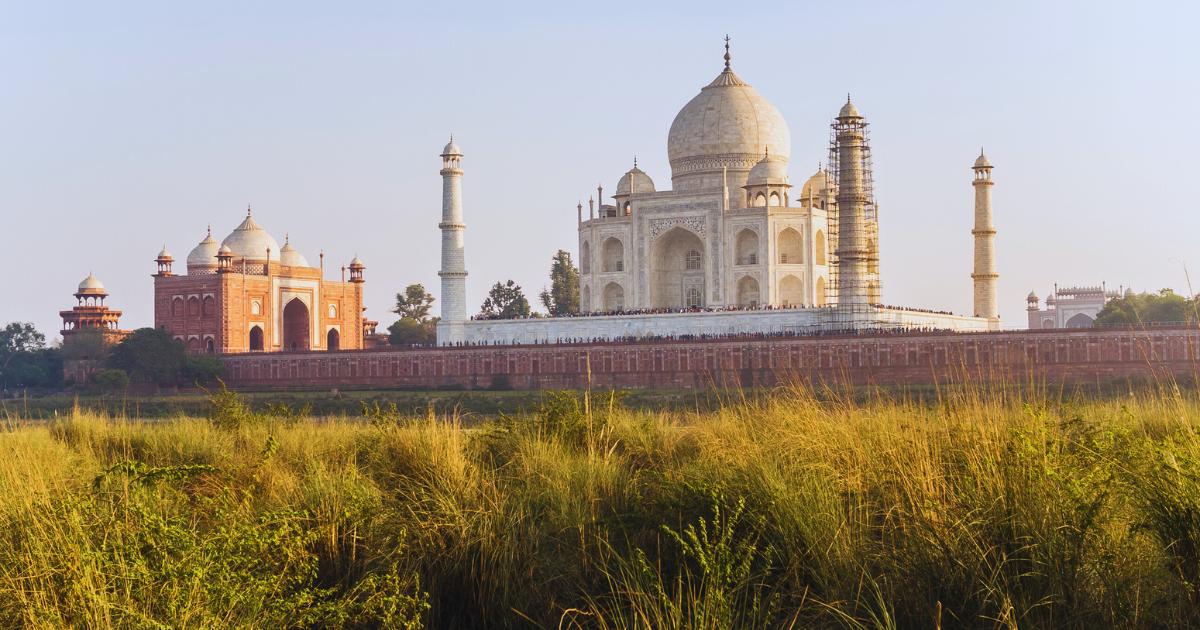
[221,209,280,263]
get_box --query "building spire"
[724,35,731,70]
[247,204,252,216]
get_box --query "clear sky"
[3,0,1198,339]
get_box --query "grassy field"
[3,379,1200,628]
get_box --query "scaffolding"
[825,114,882,314]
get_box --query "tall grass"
[1,379,1200,628]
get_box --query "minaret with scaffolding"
[825,96,881,323]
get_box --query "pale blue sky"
[2,0,1197,338]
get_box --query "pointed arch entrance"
[327,328,340,350]
[650,226,705,309]
[249,326,264,351]
[283,298,310,351]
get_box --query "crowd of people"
[437,324,956,347]
[470,302,957,321]
[470,303,819,322]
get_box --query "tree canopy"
[1,322,45,370]
[1094,289,1200,326]
[107,328,190,384]
[480,280,531,319]
[393,285,436,323]
[539,250,579,316]
[388,317,436,346]
[1,322,48,390]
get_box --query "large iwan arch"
[650,227,705,309]
[283,298,310,350]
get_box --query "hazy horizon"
[3,0,1198,340]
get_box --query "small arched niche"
[601,237,624,273]
[735,229,759,266]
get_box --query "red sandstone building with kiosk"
[151,208,370,353]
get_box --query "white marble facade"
[439,43,999,346]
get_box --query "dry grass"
[0,379,1199,629]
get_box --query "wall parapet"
[218,326,1200,390]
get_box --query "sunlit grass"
[1,379,1199,628]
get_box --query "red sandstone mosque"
[151,207,369,353]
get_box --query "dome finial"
[247,204,252,216]
[206,224,211,237]
[981,146,985,156]
[633,156,637,168]
[724,35,731,70]
[285,232,289,243]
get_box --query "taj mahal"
[437,41,1002,345]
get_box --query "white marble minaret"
[971,150,999,324]
[436,137,467,345]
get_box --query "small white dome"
[157,246,172,260]
[442,136,462,156]
[615,165,655,195]
[800,168,827,198]
[221,210,280,263]
[838,98,860,119]
[78,273,104,292]
[974,152,992,168]
[1027,290,1039,301]
[746,150,789,186]
[1125,287,1135,297]
[218,244,233,255]
[279,239,309,267]
[349,255,364,268]
[187,230,221,273]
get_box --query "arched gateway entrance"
[283,298,310,351]
[650,227,705,309]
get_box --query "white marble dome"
[187,230,221,273]
[279,238,309,267]
[616,165,655,195]
[221,212,280,263]
[838,99,860,119]
[77,273,105,292]
[667,64,790,185]
[974,152,992,168]
[746,150,789,186]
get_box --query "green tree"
[538,250,580,315]
[185,356,226,384]
[107,328,189,384]
[0,322,46,390]
[93,369,130,392]
[388,317,436,346]
[6,348,64,389]
[1095,288,1198,326]
[480,280,531,319]
[393,284,436,323]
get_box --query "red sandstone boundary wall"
[218,326,1200,390]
